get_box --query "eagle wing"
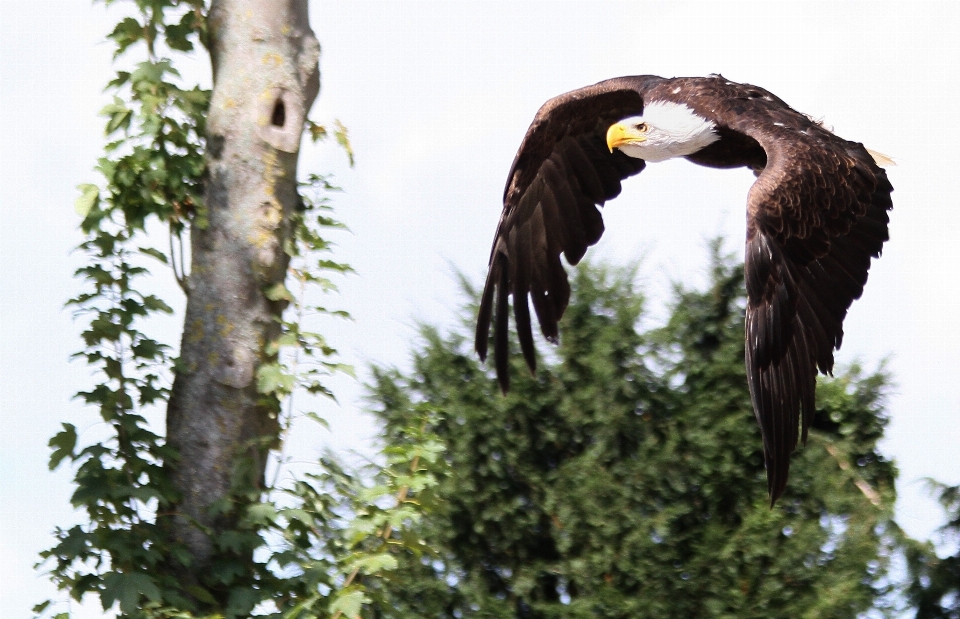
[680,82,893,502]
[475,77,659,391]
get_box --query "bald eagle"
[475,75,893,503]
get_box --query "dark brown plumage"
[475,75,893,503]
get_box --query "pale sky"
[2,1,959,617]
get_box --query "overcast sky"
[2,1,959,616]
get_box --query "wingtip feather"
[866,148,896,168]
[494,264,511,394]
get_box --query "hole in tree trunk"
[271,100,286,127]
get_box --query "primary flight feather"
[475,75,893,503]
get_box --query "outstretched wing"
[475,76,661,391]
[676,80,893,503]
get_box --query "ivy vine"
[36,2,444,618]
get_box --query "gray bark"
[166,0,319,573]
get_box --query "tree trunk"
[166,0,319,576]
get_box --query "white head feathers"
[616,101,720,162]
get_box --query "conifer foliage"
[906,482,960,619]
[370,245,900,618]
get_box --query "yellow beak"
[606,122,645,153]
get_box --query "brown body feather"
[475,75,892,503]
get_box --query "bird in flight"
[475,75,893,503]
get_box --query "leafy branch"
[38,1,208,616]
[264,408,446,619]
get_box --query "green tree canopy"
[905,481,960,619]
[369,244,900,618]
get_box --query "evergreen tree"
[369,244,900,618]
[905,482,960,619]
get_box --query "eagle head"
[606,101,719,162]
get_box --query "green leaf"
[101,571,161,614]
[138,246,168,264]
[31,600,51,614]
[329,588,367,619]
[306,119,328,142]
[75,184,100,218]
[141,295,174,313]
[350,552,398,575]
[257,362,295,396]
[106,108,132,135]
[48,423,77,470]
[186,585,218,605]
[264,282,294,302]
[281,507,315,526]
[245,502,279,526]
[165,11,200,52]
[333,120,355,167]
[216,530,259,555]
[108,17,144,57]
[226,587,260,616]
[304,411,331,431]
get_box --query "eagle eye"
[635,122,648,132]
